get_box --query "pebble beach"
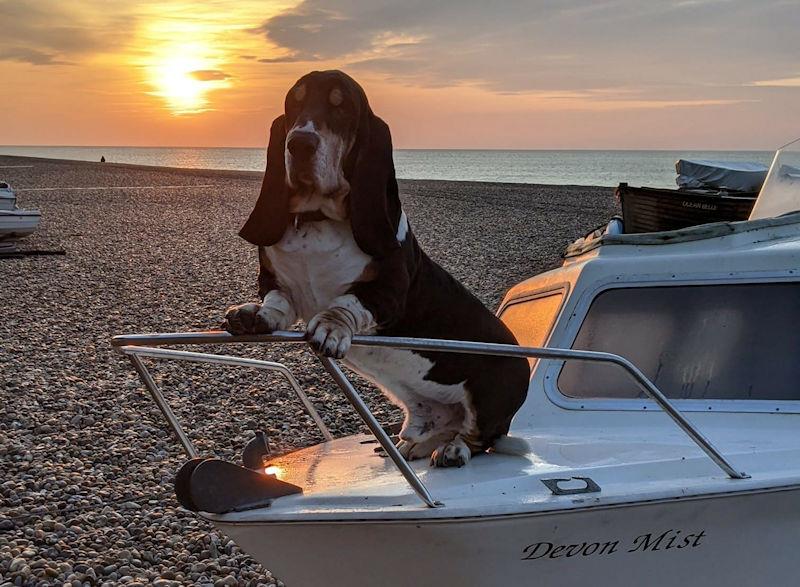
[0,155,618,586]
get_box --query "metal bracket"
[541,476,601,496]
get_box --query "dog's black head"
[239,70,402,257]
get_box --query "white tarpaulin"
[676,159,768,192]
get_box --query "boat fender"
[174,457,207,511]
[174,458,303,514]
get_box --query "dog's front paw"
[396,439,439,461]
[223,303,262,334]
[224,302,291,334]
[431,436,472,468]
[255,303,293,332]
[307,309,355,358]
[224,290,296,335]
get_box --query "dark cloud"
[0,0,131,66]
[0,46,72,66]
[190,69,232,81]
[256,1,438,62]
[256,0,800,97]
[257,54,312,63]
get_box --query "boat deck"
[111,330,800,524]
[207,422,800,523]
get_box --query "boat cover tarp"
[675,159,768,192]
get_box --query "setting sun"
[132,4,264,117]
[146,47,230,115]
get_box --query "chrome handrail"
[118,346,333,445]
[112,330,749,509]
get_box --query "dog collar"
[292,210,329,230]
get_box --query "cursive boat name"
[522,529,706,561]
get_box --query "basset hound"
[225,70,530,467]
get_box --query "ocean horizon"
[0,145,774,189]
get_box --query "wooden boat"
[615,183,755,233]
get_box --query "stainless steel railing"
[112,330,749,509]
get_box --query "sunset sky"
[1,0,798,149]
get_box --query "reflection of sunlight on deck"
[264,465,284,479]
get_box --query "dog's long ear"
[239,115,289,246]
[348,112,402,258]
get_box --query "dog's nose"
[287,132,320,160]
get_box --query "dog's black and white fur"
[225,70,530,467]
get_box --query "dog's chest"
[266,220,371,320]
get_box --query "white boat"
[112,139,800,586]
[0,182,41,241]
[0,181,16,211]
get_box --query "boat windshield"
[749,137,800,220]
[559,282,800,402]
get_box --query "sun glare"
[131,3,299,116]
[145,44,230,115]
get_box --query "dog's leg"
[384,395,476,466]
[399,395,464,444]
[307,294,376,358]
[224,290,297,334]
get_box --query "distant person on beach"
[100,156,105,163]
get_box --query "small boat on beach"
[0,182,41,243]
[616,158,767,233]
[112,139,800,586]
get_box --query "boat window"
[500,292,564,366]
[558,283,800,401]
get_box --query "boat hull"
[616,183,755,234]
[212,486,800,587]
[0,210,41,240]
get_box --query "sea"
[0,146,774,189]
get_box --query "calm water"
[0,145,773,189]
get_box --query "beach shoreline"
[0,152,617,190]
[0,155,618,586]
[1,153,265,181]
[0,146,776,189]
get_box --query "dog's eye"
[329,87,343,107]
[293,84,306,101]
